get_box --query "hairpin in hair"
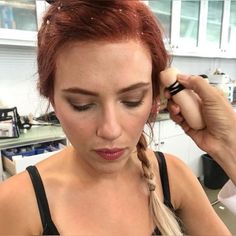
[46,0,56,5]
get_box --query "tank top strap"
[26,165,60,235]
[154,151,174,211]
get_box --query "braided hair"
[137,133,182,235]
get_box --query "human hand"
[166,74,236,181]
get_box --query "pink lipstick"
[94,148,125,161]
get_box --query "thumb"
[177,74,218,102]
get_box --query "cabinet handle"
[154,143,159,147]
[160,141,165,145]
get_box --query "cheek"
[54,101,94,147]
[127,100,152,138]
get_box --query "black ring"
[45,0,56,4]
[167,81,185,96]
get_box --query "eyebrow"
[62,82,151,96]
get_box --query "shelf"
[0,28,37,47]
[0,126,66,149]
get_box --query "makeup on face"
[61,82,151,112]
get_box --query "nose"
[96,104,122,141]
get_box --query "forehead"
[55,40,152,90]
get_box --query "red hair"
[37,0,169,102]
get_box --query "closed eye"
[122,100,144,108]
[71,103,95,112]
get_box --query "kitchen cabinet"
[145,119,205,177]
[205,0,224,49]
[0,126,67,181]
[158,119,189,166]
[148,0,236,58]
[0,0,46,46]
[158,135,190,165]
[148,0,172,48]
[226,0,236,51]
[178,0,200,50]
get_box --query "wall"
[172,56,236,79]
[0,45,236,116]
[0,45,49,117]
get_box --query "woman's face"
[54,40,153,174]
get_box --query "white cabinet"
[158,135,190,165]
[145,119,205,177]
[187,137,205,177]
[148,0,236,58]
[148,0,172,48]
[158,119,189,165]
[228,1,236,50]
[0,0,47,46]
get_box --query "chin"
[91,155,133,176]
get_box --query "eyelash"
[71,104,94,112]
[122,100,144,107]
[71,100,144,112]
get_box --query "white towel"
[218,180,236,215]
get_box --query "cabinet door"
[0,0,37,31]
[159,119,184,139]
[0,0,44,46]
[148,0,235,58]
[179,0,201,50]
[205,0,224,49]
[228,0,236,53]
[158,134,189,165]
[187,137,205,177]
[148,0,172,45]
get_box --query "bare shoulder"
[162,153,201,207]
[147,150,203,209]
[0,171,40,234]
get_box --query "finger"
[180,120,191,133]
[176,74,219,101]
[167,100,181,115]
[169,113,184,125]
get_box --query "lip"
[94,148,125,161]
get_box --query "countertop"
[155,112,170,121]
[0,126,65,149]
[156,103,236,122]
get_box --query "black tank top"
[26,151,174,235]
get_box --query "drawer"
[2,150,61,175]
[159,120,184,139]
[2,143,65,175]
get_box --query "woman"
[0,1,231,235]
